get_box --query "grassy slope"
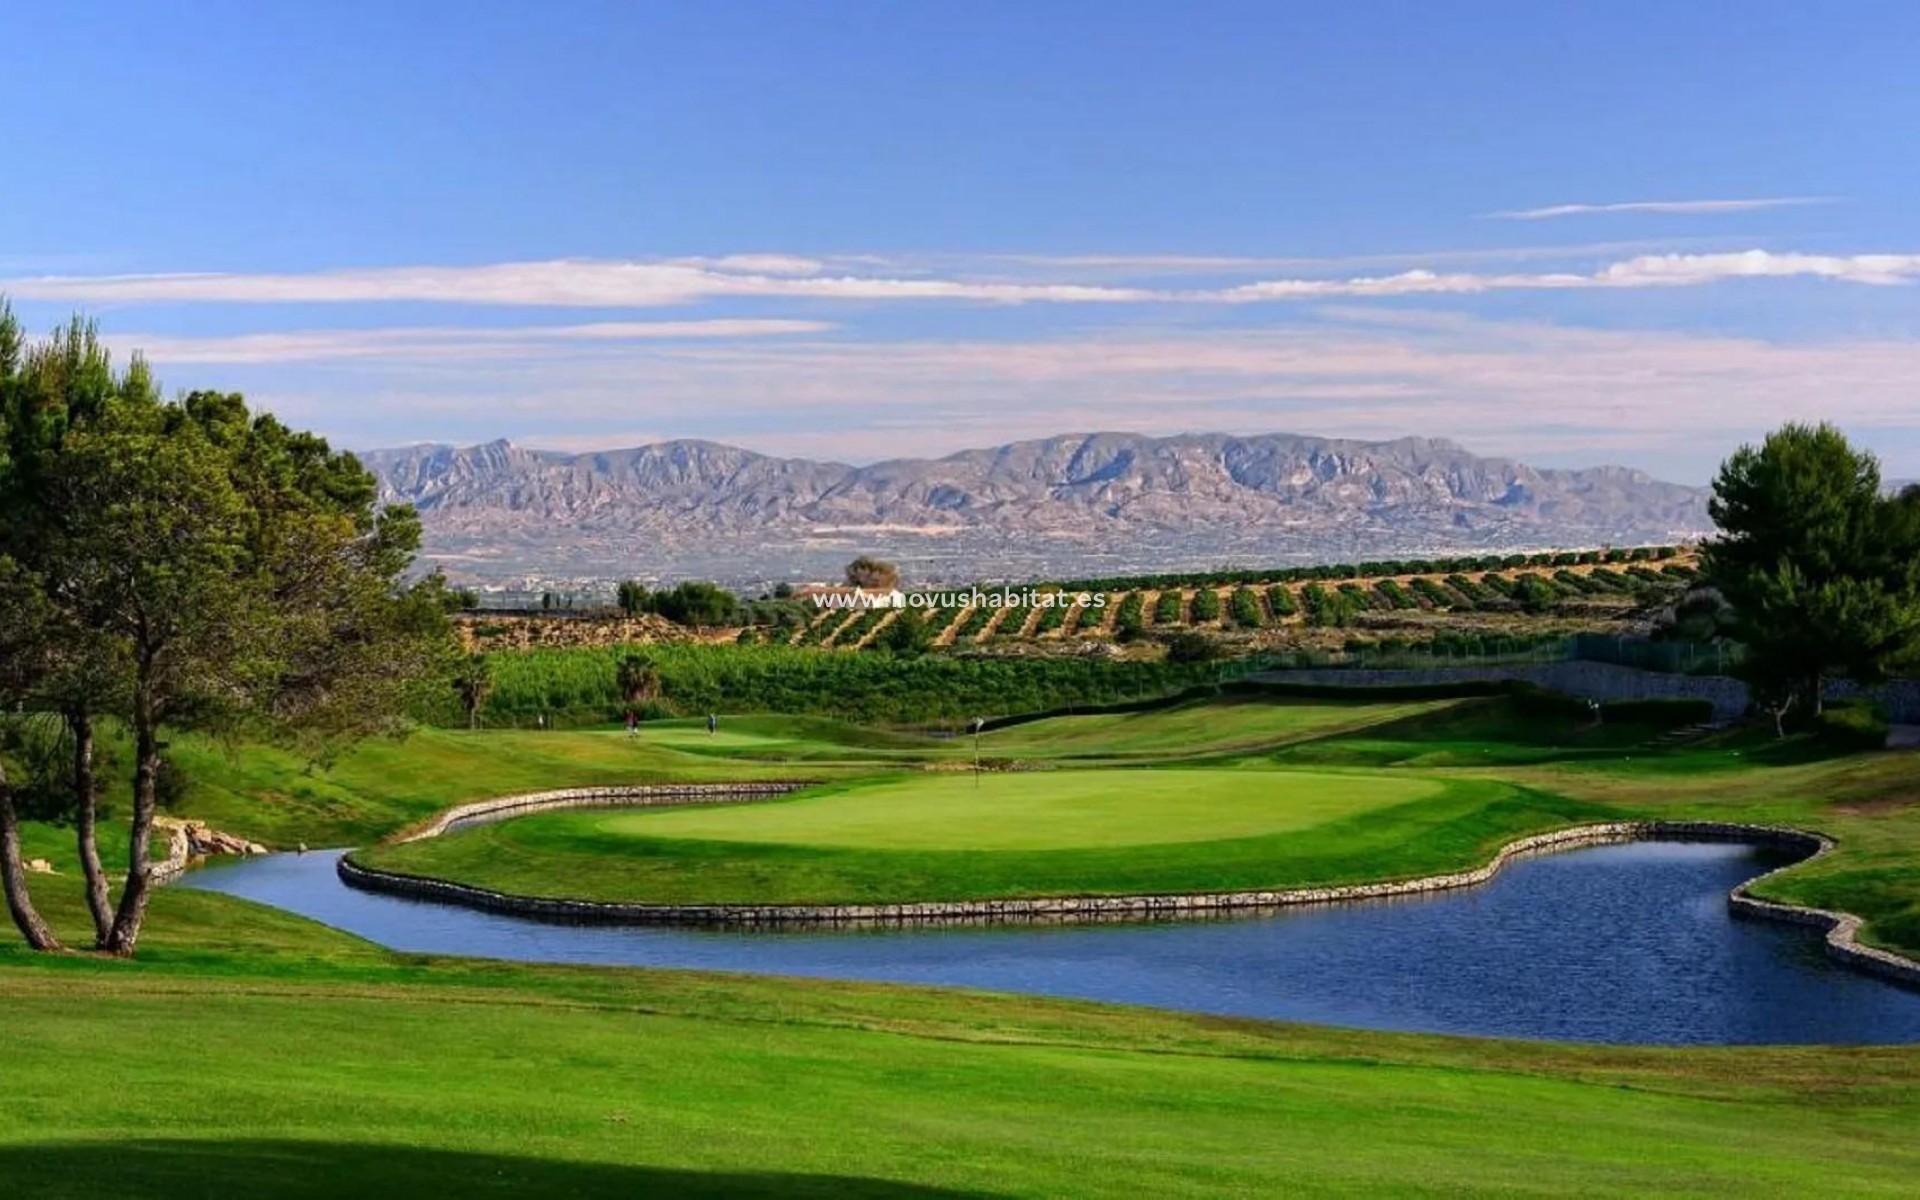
[5,887,1920,1198]
[160,722,859,846]
[7,695,1920,1194]
[972,695,1457,760]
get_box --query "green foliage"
[648,580,738,626]
[451,654,494,729]
[1707,423,1920,706]
[1813,702,1890,751]
[1152,589,1186,625]
[1264,584,1298,618]
[1113,592,1147,640]
[460,644,1237,726]
[1300,584,1359,628]
[1163,631,1219,664]
[1050,545,1686,594]
[876,608,934,656]
[1188,587,1222,623]
[1228,586,1263,628]
[1373,579,1417,610]
[1511,574,1561,614]
[615,580,650,616]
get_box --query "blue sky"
[4,1,1918,480]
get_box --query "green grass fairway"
[974,695,1457,759]
[596,769,1440,849]
[12,689,1920,1195]
[8,927,1920,1199]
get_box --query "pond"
[183,840,1920,1045]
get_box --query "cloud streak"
[110,319,834,364]
[1489,197,1834,220]
[9,247,1917,311]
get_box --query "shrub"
[1229,586,1263,627]
[1163,631,1219,663]
[1815,702,1890,751]
[1374,579,1417,610]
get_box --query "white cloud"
[1489,197,1834,220]
[2,259,1153,308]
[11,246,1917,311]
[110,319,833,364]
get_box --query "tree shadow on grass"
[0,1139,1004,1199]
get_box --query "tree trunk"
[0,762,63,951]
[69,708,113,946]
[103,692,160,957]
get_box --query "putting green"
[594,769,1440,850]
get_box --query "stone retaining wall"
[337,815,1920,988]
[398,781,809,842]
[1726,837,1920,988]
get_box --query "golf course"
[10,686,1920,1196]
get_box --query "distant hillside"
[361,431,1713,585]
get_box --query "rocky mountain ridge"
[360,431,1713,585]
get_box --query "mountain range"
[361,431,1714,587]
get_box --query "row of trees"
[1707,423,1920,728]
[0,307,453,954]
[615,578,741,625]
[1054,546,1684,594]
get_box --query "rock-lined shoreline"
[396,781,809,842]
[335,786,1920,990]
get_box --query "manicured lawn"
[974,695,1457,759]
[9,691,1920,1195]
[5,899,1920,1198]
[594,769,1442,850]
[360,775,1600,904]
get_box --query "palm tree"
[452,654,493,730]
[616,653,661,710]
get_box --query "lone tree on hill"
[845,555,900,591]
[1705,422,1920,725]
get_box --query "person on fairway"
[707,712,718,737]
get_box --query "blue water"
[184,840,1920,1045]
